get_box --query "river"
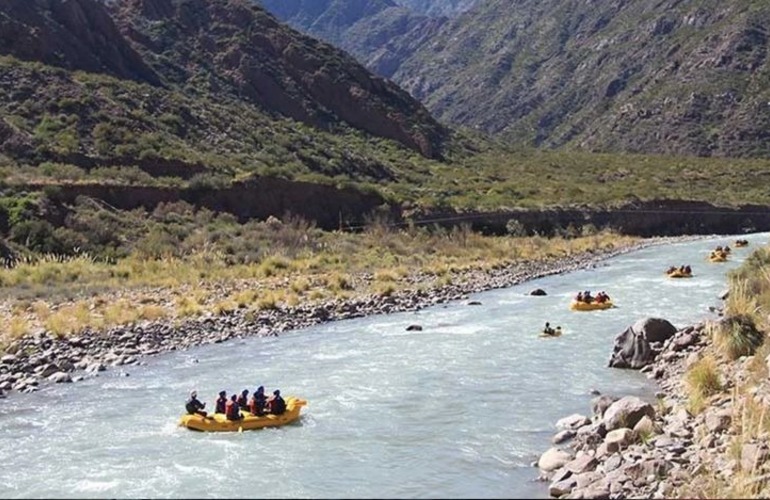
[0,233,765,499]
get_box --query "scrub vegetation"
[679,244,770,497]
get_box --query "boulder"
[705,410,732,433]
[550,476,578,497]
[405,325,423,331]
[538,447,573,472]
[603,396,655,431]
[632,415,656,436]
[604,428,636,451]
[591,395,618,419]
[565,455,598,475]
[1,354,17,364]
[556,413,591,431]
[553,429,577,444]
[566,483,610,499]
[530,289,547,296]
[48,372,72,383]
[608,318,677,369]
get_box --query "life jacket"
[237,395,248,408]
[215,396,227,414]
[249,397,263,415]
[225,400,240,420]
[272,396,286,415]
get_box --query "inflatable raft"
[666,270,692,278]
[179,396,307,432]
[708,253,727,263]
[735,240,749,248]
[569,300,614,311]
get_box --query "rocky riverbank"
[536,309,769,498]
[0,236,698,400]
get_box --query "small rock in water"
[406,324,423,331]
[467,301,482,306]
[530,289,547,296]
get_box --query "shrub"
[685,355,723,413]
[712,315,765,360]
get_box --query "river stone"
[633,415,656,436]
[530,289,547,296]
[1,354,16,364]
[539,447,573,472]
[553,429,577,444]
[604,453,624,472]
[86,362,106,373]
[550,476,578,497]
[48,372,72,383]
[608,318,677,369]
[557,413,591,431]
[603,396,655,431]
[591,395,618,419]
[604,428,636,451]
[705,410,732,433]
[38,364,59,378]
[565,455,598,474]
[672,333,697,351]
[405,325,423,331]
[567,483,610,499]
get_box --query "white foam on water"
[73,480,120,493]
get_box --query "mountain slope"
[0,0,159,84]
[258,0,446,78]
[258,0,770,158]
[392,0,770,157]
[395,0,476,17]
[0,0,447,160]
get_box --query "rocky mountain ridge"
[264,0,770,159]
[0,0,447,161]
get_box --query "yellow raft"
[708,253,727,263]
[569,300,614,311]
[666,270,692,278]
[735,240,749,247]
[179,396,307,432]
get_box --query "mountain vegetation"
[3,0,770,266]
[264,0,770,159]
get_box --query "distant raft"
[735,239,749,248]
[179,396,307,432]
[569,300,614,311]
[708,252,728,263]
[666,269,693,278]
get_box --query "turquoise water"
[0,233,765,498]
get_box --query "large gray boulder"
[608,317,677,369]
[603,396,655,431]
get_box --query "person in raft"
[543,322,555,335]
[236,389,249,409]
[267,389,287,415]
[226,394,244,421]
[185,390,207,417]
[249,386,267,416]
[215,390,228,414]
